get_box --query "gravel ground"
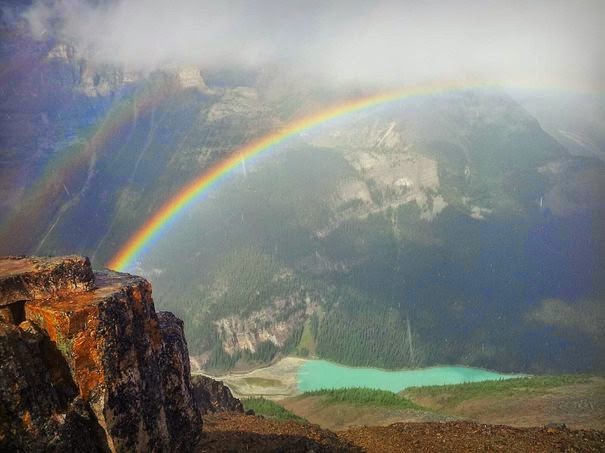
[199,413,360,452]
[338,421,605,452]
[199,413,605,452]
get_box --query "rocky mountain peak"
[176,65,211,93]
[46,43,76,62]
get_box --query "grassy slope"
[279,375,604,431]
[242,397,307,423]
[295,319,317,357]
[280,388,447,431]
[401,375,592,407]
[300,388,420,409]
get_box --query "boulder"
[191,375,244,414]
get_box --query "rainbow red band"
[107,80,590,271]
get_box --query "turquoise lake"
[297,360,521,393]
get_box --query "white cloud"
[23,0,605,91]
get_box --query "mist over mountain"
[0,0,604,377]
[18,0,605,90]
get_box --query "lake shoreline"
[194,356,523,400]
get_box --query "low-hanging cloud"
[24,0,605,91]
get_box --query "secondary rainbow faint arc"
[106,81,480,271]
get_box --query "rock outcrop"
[175,66,211,93]
[0,256,201,452]
[190,375,244,414]
[0,255,94,312]
[0,318,109,452]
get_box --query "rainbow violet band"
[106,81,509,271]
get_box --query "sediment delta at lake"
[199,357,306,399]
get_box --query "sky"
[23,0,605,92]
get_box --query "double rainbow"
[107,79,594,271]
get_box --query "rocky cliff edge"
[0,255,201,452]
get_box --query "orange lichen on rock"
[24,298,105,405]
[71,318,102,400]
[20,410,32,431]
[1,255,202,452]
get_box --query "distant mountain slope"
[1,16,603,374]
[278,376,605,431]
[144,91,604,374]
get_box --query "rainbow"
[106,79,602,271]
[107,80,475,270]
[0,76,176,251]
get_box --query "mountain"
[0,11,604,375]
[2,255,603,452]
[148,91,605,374]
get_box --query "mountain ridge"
[1,16,604,375]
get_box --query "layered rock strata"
[0,256,201,452]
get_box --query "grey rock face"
[191,374,244,414]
